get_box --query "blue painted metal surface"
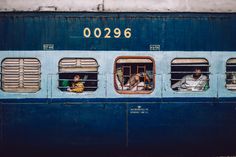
[0,13,236,51]
[0,50,235,156]
[1,98,236,156]
[0,12,236,156]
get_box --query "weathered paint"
[1,12,236,156]
[1,98,236,156]
[0,0,236,12]
[0,50,236,156]
[0,12,236,51]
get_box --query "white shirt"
[172,74,208,92]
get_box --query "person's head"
[129,73,140,86]
[73,75,80,82]
[116,67,123,82]
[193,67,202,78]
[134,74,140,81]
[117,67,123,76]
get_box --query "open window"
[58,58,98,93]
[1,58,41,93]
[114,56,155,94]
[226,58,236,91]
[171,58,210,92]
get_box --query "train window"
[171,58,210,92]
[58,58,98,93]
[1,58,41,92]
[226,58,236,91]
[114,57,154,94]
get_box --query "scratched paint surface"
[0,12,236,51]
[0,0,236,12]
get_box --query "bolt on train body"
[0,0,236,156]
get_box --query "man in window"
[171,67,208,92]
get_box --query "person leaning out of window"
[172,67,208,92]
[67,74,84,93]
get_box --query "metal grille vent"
[59,58,98,72]
[1,58,41,92]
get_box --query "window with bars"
[114,57,154,94]
[226,58,236,91]
[58,58,98,92]
[1,58,41,93]
[171,58,210,92]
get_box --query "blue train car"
[1,11,236,157]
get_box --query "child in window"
[67,74,84,93]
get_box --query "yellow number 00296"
[83,27,131,38]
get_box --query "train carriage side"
[0,12,236,156]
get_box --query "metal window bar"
[170,79,210,81]
[58,65,99,68]
[170,71,210,74]
[58,86,97,89]
[58,71,98,74]
[226,72,236,74]
[137,66,146,73]
[58,79,98,82]
[122,66,131,90]
[171,64,210,67]
[226,65,236,67]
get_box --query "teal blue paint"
[0,13,236,51]
[1,12,236,156]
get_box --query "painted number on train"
[83,28,131,39]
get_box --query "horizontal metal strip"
[171,79,210,80]
[170,72,210,74]
[226,65,236,67]
[58,86,97,89]
[58,72,98,74]
[171,64,210,67]
[58,79,98,82]
[1,72,41,75]
[59,65,99,68]
[1,65,41,67]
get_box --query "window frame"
[1,57,41,93]
[170,58,210,93]
[114,56,155,94]
[225,58,236,91]
[58,58,99,93]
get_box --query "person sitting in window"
[142,72,153,90]
[129,72,152,91]
[115,67,129,90]
[172,67,208,92]
[115,67,152,91]
[67,74,84,93]
[125,73,146,91]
